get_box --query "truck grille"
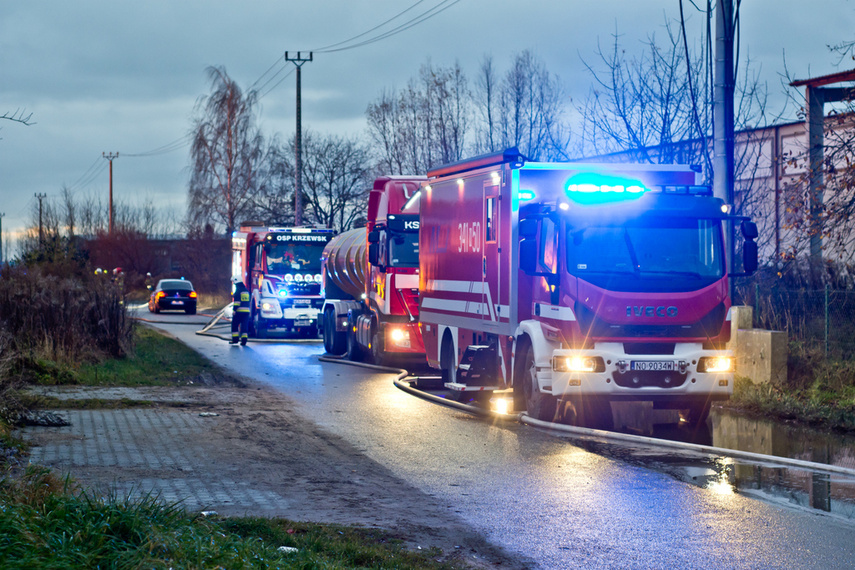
[576,303,726,340]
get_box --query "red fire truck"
[320,176,426,366]
[231,224,335,338]
[418,149,757,427]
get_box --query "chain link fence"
[735,283,855,360]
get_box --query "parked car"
[148,279,197,314]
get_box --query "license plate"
[630,360,674,371]
[293,299,311,306]
[171,300,184,306]
[295,319,310,326]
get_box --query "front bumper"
[548,342,733,402]
[259,300,319,329]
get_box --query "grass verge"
[28,326,226,388]
[0,466,458,570]
[726,375,855,433]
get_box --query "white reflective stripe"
[421,297,490,316]
[426,279,502,321]
[429,279,484,293]
[421,297,469,313]
[536,303,576,321]
[395,273,419,289]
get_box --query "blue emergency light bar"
[565,173,650,205]
[519,189,536,201]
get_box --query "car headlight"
[553,355,605,373]
[697,356,733,373]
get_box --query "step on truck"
[321,176,426,366]
[232,224,335,338]
[418,148,758,427]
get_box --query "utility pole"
[103,152,119,235]
[34,193,47,246]
[0,212,5,265]
[714,0,736,289]
[285,51,312,226]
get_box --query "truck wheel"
[519,345,558,422]
[565,398,614,430]
[253,311,266,339]
[346,328,363,361]
[440,333,456,385]
[680,401,712,427]
[370,325,387,367]
[323,309,346,354]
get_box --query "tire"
[370,324,387,367]
[346,326,363,361]
[323,308,346,354]
[680,401,712,427]
[253,311,267,339]
[565,397,614,430]
[519,344,558,422]
[440,333,456,385]
[185,307,196,315]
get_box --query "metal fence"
[735,284,855,360]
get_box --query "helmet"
[231,276,240,284]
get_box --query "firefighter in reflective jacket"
[231,278,251,345]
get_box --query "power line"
[314,0,461,54]
[311,0,431,52]
[123,134,192,157]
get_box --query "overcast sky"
[2,0,854,247]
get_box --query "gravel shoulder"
[18,377,531,569]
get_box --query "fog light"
[698,356,733,373]
[553,355,604,372]
[491,396,514,415]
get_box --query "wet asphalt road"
[141,309,855,569]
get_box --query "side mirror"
[368,243,380,266]
[367,230,380,244]
[741,220,758,240]
[743,240,758,274]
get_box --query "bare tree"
[367,60,470,174]
[469,50,571,160]
[252,136,296,227]
[188,66,265,234]
[300,130,372,232]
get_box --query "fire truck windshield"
[388,229,419,268]
[566,218,724,291]
[265,243,324,275]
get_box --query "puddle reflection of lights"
[707,460,735,496]
[706,471,735,495]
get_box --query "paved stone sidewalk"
[21,405,292,514]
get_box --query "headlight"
[553,355,605,373]
[389,327,410,347]
[698,356,733,373]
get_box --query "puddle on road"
[601,404,855,520]
[405,380,855,519]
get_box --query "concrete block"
[728,305,754,349]
[734,328,788,385]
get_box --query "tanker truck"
[320,176,426,365]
